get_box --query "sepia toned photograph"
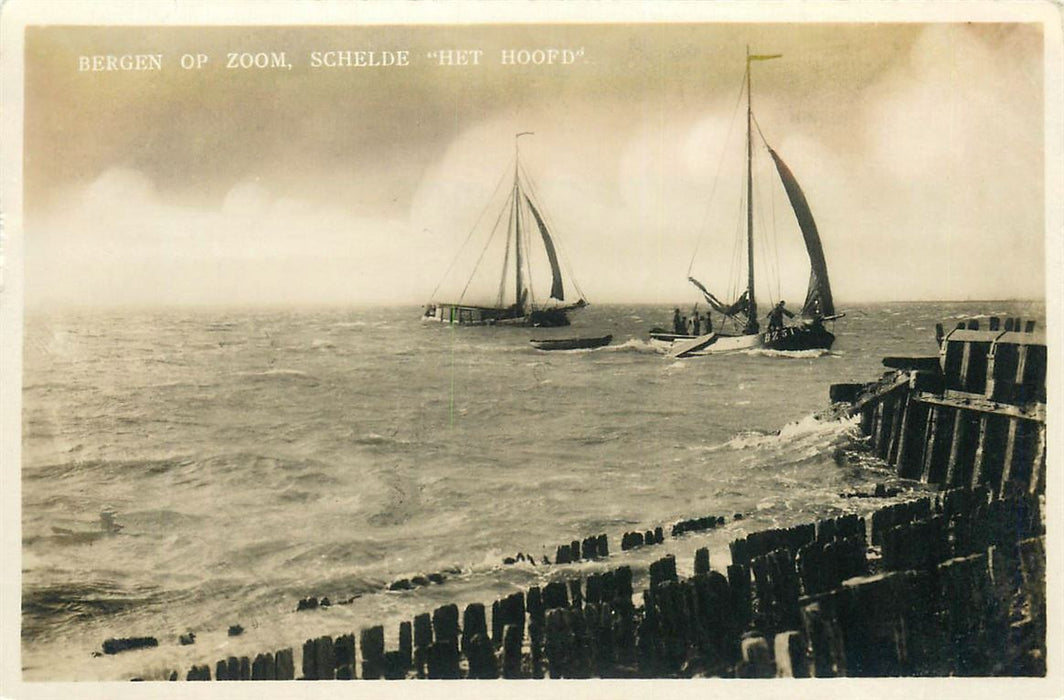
[1,1,1060,695]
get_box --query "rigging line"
[752,115,782,300]
[518,160,587,302]
[752,114,787,301]
[458,188,514,305]
[686,66,748,277]
[754,148,779,305]
[756,164,784,310]
[733,183,747,302]
[521,192,538,309]
[496,187,516,308]
[429,162,513,301]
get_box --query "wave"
[238,368,319,385]
[25,457,194,482]
[741,348,833,359]
[601,338,660,354]
[708,413,859,453]
[22,578,169,631]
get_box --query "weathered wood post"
[397,621,412,671]
[429,604,461,679]
[502,623,524,678]
[464,633,497,679]
[334,634,356,679]
[527,585,547,678]
[737,635,774,678]
[412,612,432,678]
[694,547,710,575]
[462,603,487,655]
[359,626,385,679]
[774,630,807,677]
[275,648,295,680]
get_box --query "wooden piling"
[381,651,408,680]
[774,630,807,677]
[275,648,295,680]
[694,547,710,575]
[737,635,774,678]
[413,612,432,678]
[543,580,569,609]
[359,626,385,679]
[398,621,412,669]
[568,579,584,609]
[335,634,356,679]
[502,623,524,678]
[462,603,487,654]
[464,633,498,679]
[945,408,979,488]
[886,393,908,466]
[426,640,461,679]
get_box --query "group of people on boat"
[672,308,714,336]
[670,300,797,337]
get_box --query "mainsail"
[767,147,835,318]
[525,195,565,301]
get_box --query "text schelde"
[309,50,410,68]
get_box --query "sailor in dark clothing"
[673,308,684,334]
[767,300,794,331]
[704,312,713,334]
[692,313,701,335]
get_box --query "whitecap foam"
[741,348,832,359]
[602,338,660,354]
[708,413,859,452]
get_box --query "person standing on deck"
[704,312,713,334]
[673,308,684,334]
[766,300,794,331]
[693,313,701,336]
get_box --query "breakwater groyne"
[165,485,1043,680]
[122,315,1048,680]
[830,316,1046,497]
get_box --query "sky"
[23,21,1046,307]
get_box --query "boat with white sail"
[423,133,587,327]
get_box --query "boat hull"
[422,304,573,327]
[530,335,612,351]
[653,322,834,357]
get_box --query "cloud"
[27,168,431,307]
[24,25,1046,308]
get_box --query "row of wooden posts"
[175,483,1044,680]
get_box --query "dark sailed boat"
[423,133,588,327]
[652,50,842,358]
[530,335,612,351]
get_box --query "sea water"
[20,300,1044,680]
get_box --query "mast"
[513,142,523,313]
[513,132,534,314]
[744,46,758,334]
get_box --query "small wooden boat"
[530,334,612,351]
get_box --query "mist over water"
[21,300,1044,680]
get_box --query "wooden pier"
[832,316,1046,497]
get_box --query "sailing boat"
[422,133,587,327]
[651,50,841,357]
